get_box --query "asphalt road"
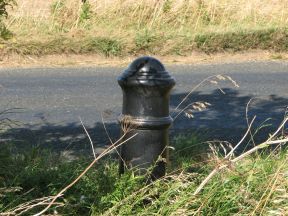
[1,61,288,153]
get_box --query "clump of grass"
[3,0,288,56]
[193,28,288,53]
[134,29,160,52]
[3,36,122,56]
[169,133,209,172]
[79,1,91,23]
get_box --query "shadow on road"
[171,88,288,143]
[1,88,287,156]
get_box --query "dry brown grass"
[11,0,51,17]
[2,0,288,56]
[14,0,288,25]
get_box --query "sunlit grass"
[2,0,288,56]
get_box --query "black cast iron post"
[118,56,175,180]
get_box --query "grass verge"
[2,27,288,57]
[0,133,287,215]
[2,0,288,57]
[1,36,122,56]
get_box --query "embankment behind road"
[1,0,288,58]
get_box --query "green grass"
[2,36,122,56]
[103,152,288,216]
[0,144,120,215]
[1,134,287,215]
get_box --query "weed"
[0,23,12,40]
[79,2,91,23]
[83,37,122,56]
[0,0,16,40]
[134,29,158,52]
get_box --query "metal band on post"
[118,56,175,180]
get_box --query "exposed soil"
[1,51,288,69]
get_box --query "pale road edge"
[1,50,288,69]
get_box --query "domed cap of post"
[118,56,175,87]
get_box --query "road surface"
[0,61,288,154]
